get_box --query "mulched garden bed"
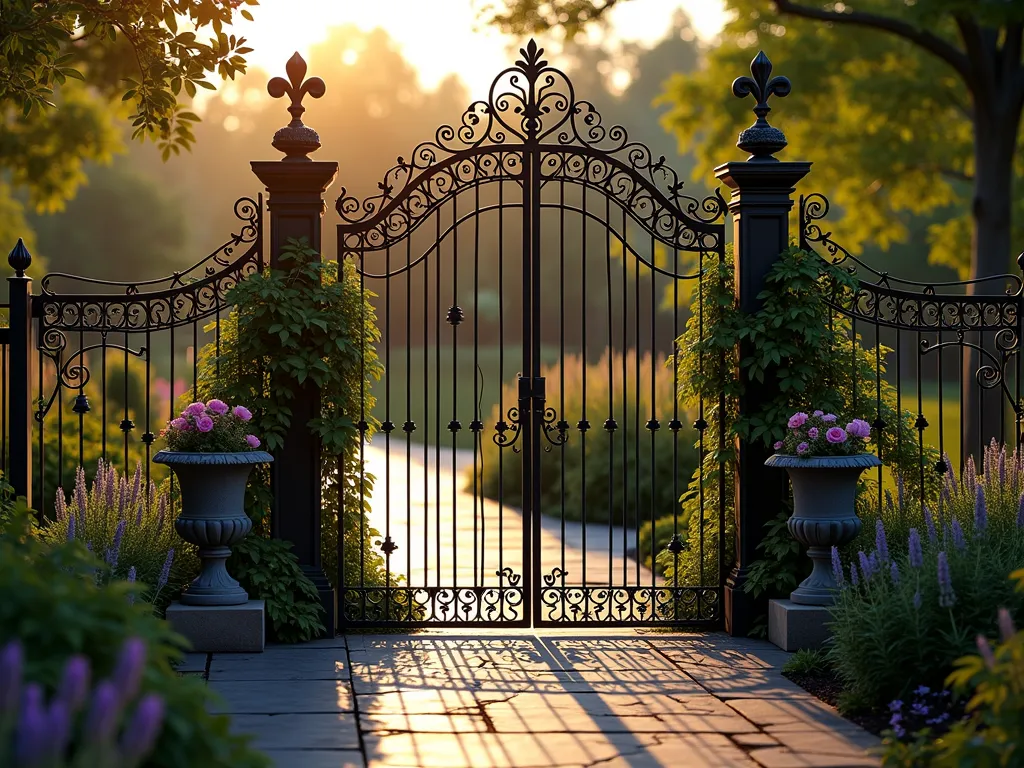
[782,668,892,736]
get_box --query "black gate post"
[7,239,33,505]
[251,53,338,634]
[714,52,810,636]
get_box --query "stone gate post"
[6,239,33,506]
[251,53,337,634]
[714,52,810,636]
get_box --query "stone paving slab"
[214,633,878,767]
[173,652,208,674]
[262,749,364,768]
[210,649,349,680]
[208,679,354,714]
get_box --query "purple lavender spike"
[875,519,889,563]
[112,638,146,705]
[118,477,129,519]
[57,655,91,713]
[157,549,174,591]
[47,699,71,763]
[951,519,966,551]
[965,455,976,485]
[127,566,137,606]
[84,681,121,744]
[148,480,156,512]
[999,446,1007,484]
[16,683,48,766]
[849,561,859,587]
[937,551,956,608]
[908,529,923,569]
[831,546,844,588]
[858,551,872,581]
[890,561,900,585]
[0,641,23,713]
[944,453,958,493]
[998,608,1016,642]
[108,519,126,571]
[1018,492,1024,528]
[106,465,116,509]
[54,488,67,522]
[974,483,988,535]
[923,504,937,543]
[129,462,142,513]
[897,475,906,511]
[74,466,87,517]
[67,513,76,542]
[94,458,106,503]
[120,694,166,762]
[136,499,143,527]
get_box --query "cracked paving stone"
[541,638,681,672]
[361,712,491,733]
[360,731,758,768]
[726,698,872,733]
[674,665,813,698]
[208,680,354,714]
[481,692,758,734]
[209,649,349,681]
[657,646,794,670]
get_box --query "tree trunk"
[963,111,1018,465]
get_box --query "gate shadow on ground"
[345,633,767,767]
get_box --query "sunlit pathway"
[359,443,653,620]
[198,631,880,767]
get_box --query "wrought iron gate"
[336,42,726,627]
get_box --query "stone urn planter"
[764,453,881,605]
[153,450,273,606]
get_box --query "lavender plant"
[854,440,1024,561]
[0,638,165,767]
[40,459,195,604]
[828,480,1024,712]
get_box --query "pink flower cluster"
[165,399,260,449]
[774,409,873,458]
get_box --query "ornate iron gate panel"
[336,42,726,627]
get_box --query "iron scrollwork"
[36,196,262,334]
[336,40,724,256]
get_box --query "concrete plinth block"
[768,599,832,652]
[166,599,265,653]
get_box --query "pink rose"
[826,427,847,443]
[233,405,253,422]
[773,441,784,450]
[196,416,215,433]
[822,414,838,423]
[797,442,810,454]
[206,399,229,415]
[808,427,819,439]
[787,412,808,429]
[184,402,206,417]
[246,434,261,448]
[813,410,824,417]
[170,417,189,431]
[846,419,872,439]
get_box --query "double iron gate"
[6,42,1022,631]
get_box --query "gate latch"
[517,375,546,403]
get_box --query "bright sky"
[229,0,728,98]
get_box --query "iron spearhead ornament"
[732,51,791,160]
[267,52,326,161]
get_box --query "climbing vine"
[658,246,940,623]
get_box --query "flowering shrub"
[39,459,195,607]
[1,637,165,767]
[0,509,269,768]
[163,399,261,453]
[880,569,1024,765]
[828,490,1024,712]
[774,410,872,457]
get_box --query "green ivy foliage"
[195,238,413,627]
[228,536,325,644]
[656,247,940,618]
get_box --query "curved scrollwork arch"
[336,40,724,255]
[36,196,263,333]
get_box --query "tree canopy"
[0,0,257,259]
[489,0,1024,279]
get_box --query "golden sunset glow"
[227,0,728,98]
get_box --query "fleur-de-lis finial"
[731,51,791,160]
[267,52,326,161]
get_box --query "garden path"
[361,444,654,601]
[191,631,881,767]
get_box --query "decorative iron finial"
[7,238,31,277]
[267,52,326,161]
[732,51,791,161]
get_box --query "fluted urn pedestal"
[765,453,881,605]
[154,450,273,606]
